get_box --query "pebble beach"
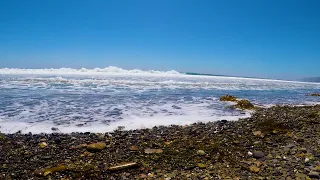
[1,104,320,179]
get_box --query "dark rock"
[33,169,44,177]
[54,138,61,144]
[309,93,320,97]
[172,105,181,109]
[41,156,52,160]
[220,95,237,102]
[253,151,265,158]
[51,127,59,131]
[308,171,320,178]
[300,148,307,153]
[234,99,255,110]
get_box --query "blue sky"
[0,0,319,79]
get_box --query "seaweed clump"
[220,95,237,102]
[233,99,254,110]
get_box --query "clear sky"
[0,0,319,80]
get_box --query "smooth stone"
[97,134,105,141]
[283,147,290,152]
[286,144,296,149]
[197,150,206,156]
[197,163,207,169]
[51,127,59,131]
[33,169,44,176]
[300,148,307,153]
[144,148,163,154]
[86,142,107,152]
[41,156,52,160]
[308,171,320,178]
[253,151,265,158]
[40,142,48,148]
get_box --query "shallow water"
[0,67,319,133]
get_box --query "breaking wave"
[0,66,181,76]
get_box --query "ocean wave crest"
[0,66,181,76]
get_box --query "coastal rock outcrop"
[233,99,255,109]
[219,94,238,102]
[308,93,320,96]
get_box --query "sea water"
[0,67,319,133]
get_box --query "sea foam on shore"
[0,67,319,134]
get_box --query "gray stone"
[300,148,307,153]
[283,147,290,152]
[286,144,296,149]
[253,151,265,158]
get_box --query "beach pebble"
[249,165,260,173]
[39,142,48,148]
[130,146,138,151]
[97,133,105,141]
[197,150,206,156]
[33,169,44,176]
[305,158,310,163]
[308,171,320,178]
[86,142,107,152]
[283,147,290,152]
[253,131,265,138]
[197,163,207,169]
[286,144,296,149]
[253,151,265,158]
[144,148,163,154]
[300,147,307,153]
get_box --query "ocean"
[0,66,319,134]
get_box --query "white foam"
[0,95,251,134]
[0,66,181,76]
[0,66,319,85]
[2,74,320,91]
[0,66,319,134]
[0,111,251,134]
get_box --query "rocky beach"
[1,103,320,179]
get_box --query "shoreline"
[1,105,320,179]
[2,103,320,135]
